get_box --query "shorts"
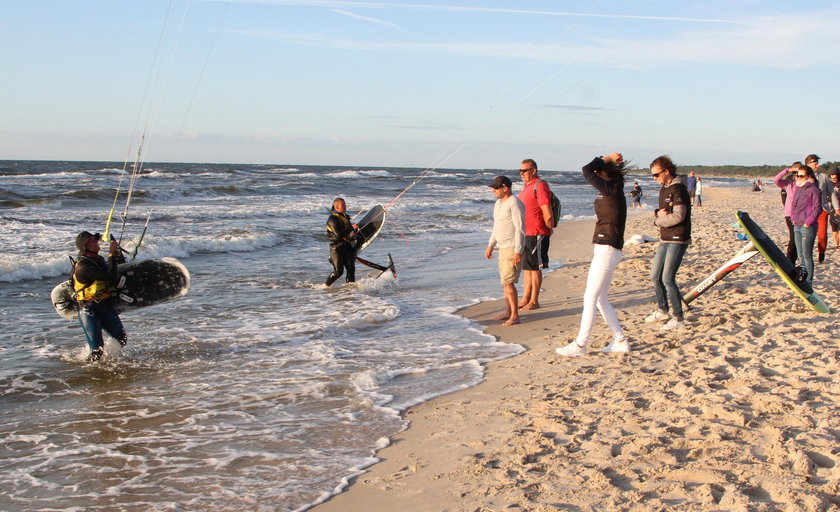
[522,235,548,271]
[830,212,840,232]
[498,246,521,285]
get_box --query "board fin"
[356,253,397,279]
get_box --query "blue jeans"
[793,224,817,286]
[651,242,688,319]
[78,300,126,351]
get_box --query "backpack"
[533,179,562,227]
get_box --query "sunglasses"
[796,174,807,178]
[651,172,662,178]
[519,167,535,173]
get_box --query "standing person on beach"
[72,231,128,362]
[325,198,359,287]
[645,156,692,331]
[694,177,703,207]
[517,159,553,310]
[686,171,697,206]
[830,167,840,250]
[630,182,643,208]
[485,176,525,326]
[805,154,832,263]
[556,153,629,357]
[775,163,804,265]
[789,166,822,287]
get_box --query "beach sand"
[313,186,839,512]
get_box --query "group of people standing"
[774,154,840,288]
[486,153,693,356]
[485,160,556,326]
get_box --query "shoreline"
[313,186,839,512]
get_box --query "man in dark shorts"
[517,159,554,310]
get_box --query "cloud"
[543,105,609,114]
[203,0,744,25]
[235,5,840,70]
[329,8,398,28]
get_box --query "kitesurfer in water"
[73,231,127,361]
[325,198,359,287]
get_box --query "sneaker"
[659,318,685,331]
[601,339,630,353]
[555,341,587,357]
[644,309,670,323]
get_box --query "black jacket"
[74,254,118,286]
[654,175,692,243]
[582,157,627,250]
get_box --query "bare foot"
[493,313,509,321]
[503,318,520,326]
[522,303,540,310]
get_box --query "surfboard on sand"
[52,257,191,320]
[736,211,829,313]
[682,241,759,307]
[351,204,386,255]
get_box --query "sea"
[0,160,744,511]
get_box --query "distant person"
[686,171,697,205]
[517,159,554,310]
[775,163,804,264]
[630,181,643,208]
[73,231,128,362]
[645,155,691,331]
[789,166,822,287]
[830,167,840,250]
[806,154,832,263]
[556,152,629,357]
[694,177,703,207]
[325,198,359,287]
[485,176,525,326]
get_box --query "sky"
[2,0,839,170]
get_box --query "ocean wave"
[332,170,394,178]
[0,255,70,283]
[0,230,280,283]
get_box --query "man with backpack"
[517,159,556,310]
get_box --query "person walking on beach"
[630,181,643,208]
[645,156,692,331]
[325,198,359,287]
[485,176,525,326]
[789,166,822,287]
[830,167,840,250]
[556,152,629,357]
[72,231,128,362]
[517,159,554,310]
[686,171,697,206]
[805,154,832,263]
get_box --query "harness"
[72,255,112,303]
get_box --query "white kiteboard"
[352,204,386,255]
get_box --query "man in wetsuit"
[73,231,127,361]
[325,198,359,287]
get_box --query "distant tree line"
[636,162,838,177]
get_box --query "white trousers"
[575,244,625,346]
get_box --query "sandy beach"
[313,185,839,512]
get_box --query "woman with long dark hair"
[556,152,629,356]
